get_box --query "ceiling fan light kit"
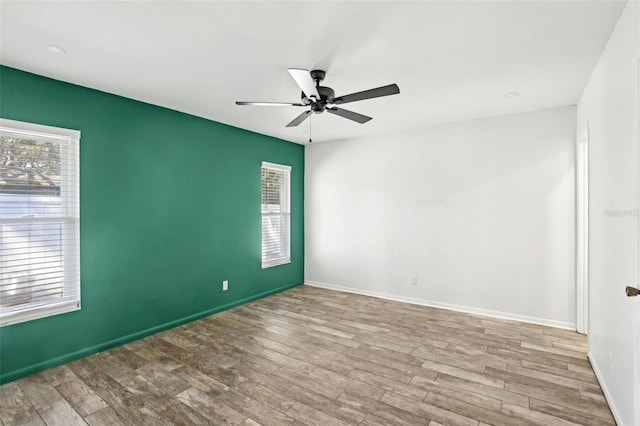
[236,68,400,130]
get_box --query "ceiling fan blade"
[326,107,372,124]
[288,68,320,100]
[332,84,400,105]
[236,102,305,106]
[286,110,313,127]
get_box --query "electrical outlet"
[223,280,228,291]
[410,276,418,285]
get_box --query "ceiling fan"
[236,69,400,127]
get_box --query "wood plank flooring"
[0,286,615,425]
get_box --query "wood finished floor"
[0,286,615,426]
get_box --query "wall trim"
[588,352,622,425]
[305,280,576,330]
[0,282,302,384]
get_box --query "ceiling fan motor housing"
[302,86,335,113]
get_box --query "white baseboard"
[304,280,575,330]
[588,352,622,425]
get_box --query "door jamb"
[576,126,590,335]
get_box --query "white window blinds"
[0,119,80,327]
[261,162,291,268]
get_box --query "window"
[261,162,291,268]
[0,119,80,326]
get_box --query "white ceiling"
[0,1,627,144]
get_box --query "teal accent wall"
[0,66,304,384]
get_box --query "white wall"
[576,2,639,425]
[305,106,577,328]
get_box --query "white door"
[588,64,639,425]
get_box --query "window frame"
[261,161,291,269]
[0,118,81,327]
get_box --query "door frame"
[576,126,590,335]
[635,57,640,425]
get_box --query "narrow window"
[261,162,291,268]
[0,119,80,326]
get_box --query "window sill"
[262,258,291,269]
[0,300,81,327]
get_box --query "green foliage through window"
[0,136,61,194]
[261,168,283,205]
